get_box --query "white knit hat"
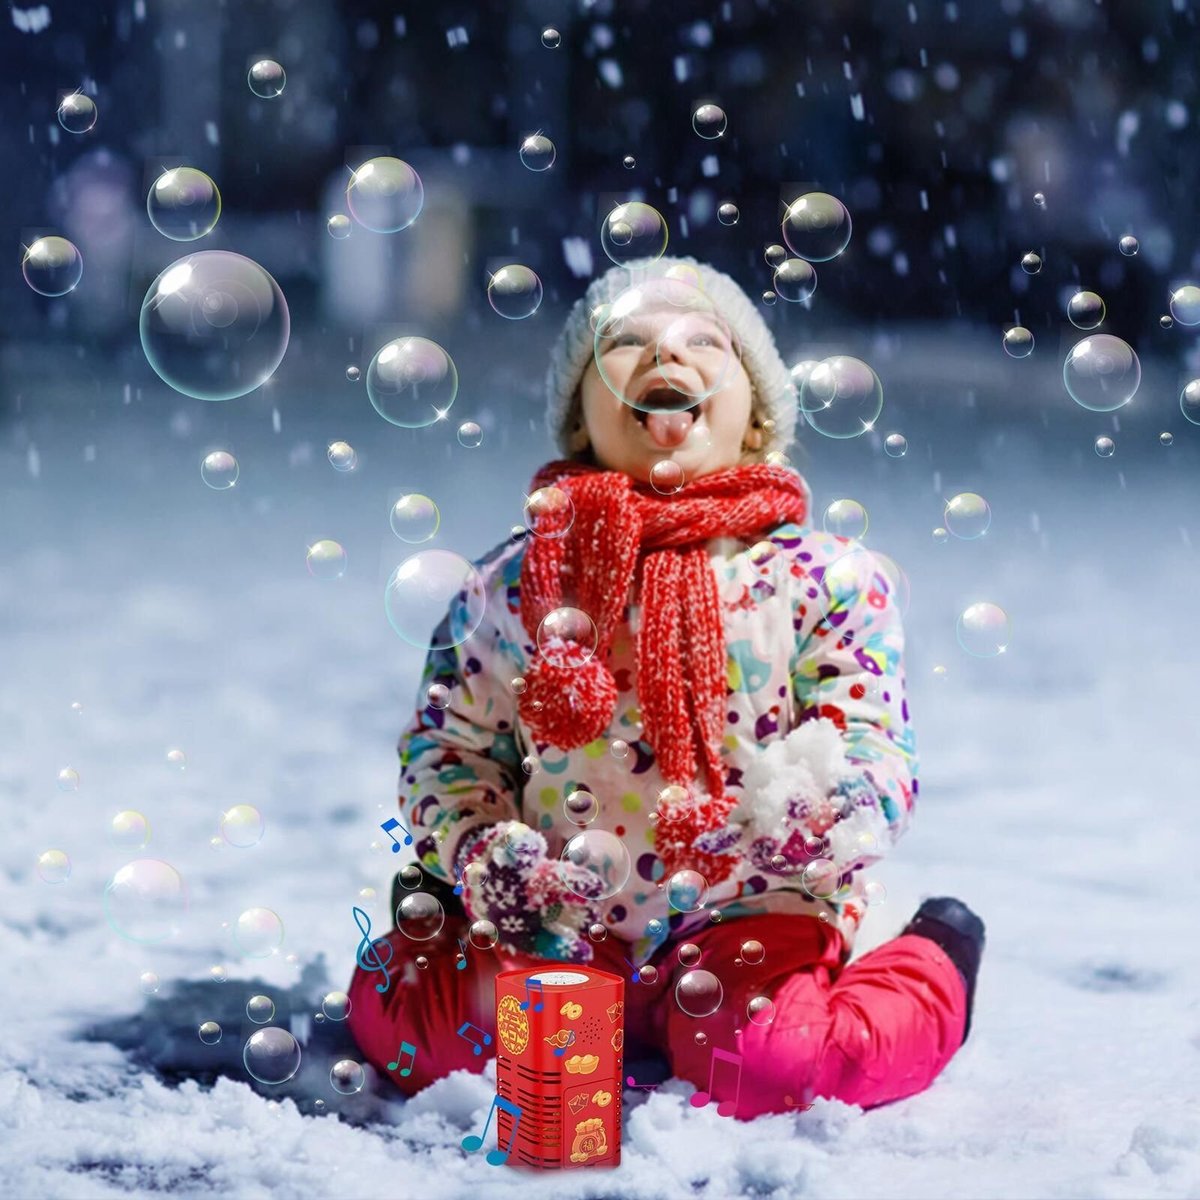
[544,256,797,457]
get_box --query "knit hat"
[545,256,798,457]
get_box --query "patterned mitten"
[456,821,604,963]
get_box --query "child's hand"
[458,822,604,963]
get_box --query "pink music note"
[455,937,468,971]
[518,978,544,1012]
[462,1095,522,1166]
[625,1074,659,1092]
[457,1021,493,1057]
[688,1047,743,1118]
[380,818,414,851]
[386,1040,417,1077]
[552,1030,576,1058]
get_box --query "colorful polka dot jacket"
[397,521,917,965]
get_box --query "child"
[346,256,985,1118]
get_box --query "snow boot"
[901,896,985,1043]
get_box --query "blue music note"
[457,1021,493,1056]
[353,906,393,994]
[462,1095,522,1166]
[380,818,413,852]
[456,937,468,971]
[622,956,641,984]
[518,977,544,1012]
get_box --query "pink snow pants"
[346,911,968,1118]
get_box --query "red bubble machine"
[493,965,625,1170]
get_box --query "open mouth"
[631,385,706,447]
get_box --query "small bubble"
[761,290,777,305]
[863,880,887,906]
[70,701,84,715]
[314,1099,327,1113]
[327,214,352,240]
[541,26,561,48]
[456,421,483,448]
[56,767,80,792]
[747,996,776,1026]
[609,738,630,761]
[739,939,765,965]
[764,244,787,268]
[692,103,728,139]
[884,433,908,457]
[1118,235,1139,256]
[519,133,556,172]
[247,59,286,99]
[1002,326,1034,358]
[588,922,608,942]
[469,919,499,950]
[1169,285,1200,326]
[321,990,352,1021]
[346,365,361,381]
[675,969,724,1017]
[638,964,659,985]
[1067,290,1106,330]
[933,664,948,680]
[327,441,357,472]
[678,942,702,966]
[650,460,684,495]
[1094,436,1116,458]
[717,202,740,226]
[622,155,636,170]
[1160,431,1174,446]
[198,1021,223,1044]
[306,540,347,580]
[1033,191,1046,207]
[36,850,71,884]
[139,971,161,995]
[694,1030,708,1046]
[426,683,451,710]
[397,863,423,890]
[246,994,275,1024]
[932,527,949,544]
[415,955,429,970]
[1020,252,1042,274]
[58,92,98,134]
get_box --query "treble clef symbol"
[353,905,393,994]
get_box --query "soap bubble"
[104,859,187,943]
[487,265,543,319]
[246,995,275,1024]
[390,494,440,543]
[638,964,660,985]
[395,892,445,941]
[761,290,777,305]
[468,919,499,950]
[455,421,482,448]
[932,527,949,544]
[1169,285,1200,326]
[327,441,357,471]
[36,850,71,884]
[524,486,574,537]
[781,192,853,262]
[717,202,740,225]
[610,739,630,761]
[822,498,868,539]
[675,969,724,1017]
[321,991,352,1021]
[1033,191,1046,207]
[746,996,776,1025]
[1181,381,1200,425]
[425,683,451,710]
[210,965,228,983]
[884,433,908,457]
[1118,235,1139,256]
[198,1021,223,1045]
[956,602,1011,657]
[622,155,636,169]
[692,104,727,139]
[1063,335,1140,412]
[518,133,556,171]
[564,790,600,827]
[541,27,561,48]
[589,922,608,941]
[864,880,887,907]
[944,492,991,540]
[799,356,883,439]
[773,258,818,303]
[678,943,702,967]
[247,60,286,98]
[235,908,284,958]
[306,540,347,580]
[140,252,289,401]
[800,858,839,900]
[346,157,423,232]
[1094,436,1115,458]
[764,244,788,268]
[201,451,238,489]
[1160,315,1174,329]
[1160,431,1175,445]
[147,168,221,242]
[1020,252,1042,274]
[57,92,97,133]
[243,1027,302,1084]
[397,864,423,890]
[346,365,360,381]
[330,1060,366,1095]
[600,202,668,265]
[220,804,264,847]
[139,971,160,995]
[816,545,910,621]
[666,869,709,913]
[385,550,486,649]
[110,811,151,850]
[56,767,80,792]
[327,214,352,239]
[559,830,632,900]
[366,337,457,428]
[650,460,685,495]
[1067,291,1106,330]
[739,939,765,965]
[1002,326,1034,358]
[22,236,83,296]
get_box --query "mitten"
[456,821,604,963]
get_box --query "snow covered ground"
[2,357,1199,1199]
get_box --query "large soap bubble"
[22,236,83,297]
[147,168,222,241]
[140,252,290,401]
[781,192,853,262]
[799,356,883,438]
[600,202,669,265]
[103,859,187,944]
[385,550,487,650]
[346,157,423,233]
[366,337,457,428]
[1062,335,1140,412]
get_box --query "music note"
[386,1040,418,1077]
[518,978,544,1012]
[462,1095,522,1166]
[626,1075,659,1092]
[353,906,393,994]
[622,956,641,984]
[380,817,414,852]
[456,937,468,971]
[552,1030,576,1058]
[688,1047,744,1118]
[457,1021,493,1057]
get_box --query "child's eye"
[609,333,645,349]
[689,333,717,348]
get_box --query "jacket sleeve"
[395,546,527,885]
[788,538,918,872]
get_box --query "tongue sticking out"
[645,409,695,448]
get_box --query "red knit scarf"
[517,459,810,884]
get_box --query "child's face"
[577,302,756,483]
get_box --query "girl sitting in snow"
[346,256,985,1118]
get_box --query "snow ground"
[1,385,1198,1200]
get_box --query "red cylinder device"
[493,965,625,1170]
